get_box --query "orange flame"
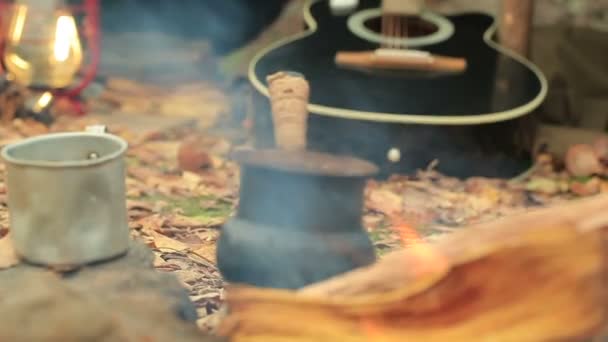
[360,213,449,339]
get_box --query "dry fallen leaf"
[191,244,217,264]
[153,253,169,267]
[127,200,155,212]
[137,214,167,233]
[526,177,560,195]
[570,177,601,196]
[0,233,19,269]
[150,231,190,252]
[12,118,49,137]
[181,171,203,190]
[166,214,213,229]
[367,188,403,215]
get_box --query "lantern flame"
[54,15,81,63]
[3,2,84,88]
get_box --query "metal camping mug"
[1,126,130,266]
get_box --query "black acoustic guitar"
[248,0,548,178]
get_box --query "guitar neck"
[382,0,425,15]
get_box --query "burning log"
[217,194,608,341]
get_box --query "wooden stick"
[266,71,310,150]
[218,194,608,341]
[499,0,534,57]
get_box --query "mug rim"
[1,132,128,168]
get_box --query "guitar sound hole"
[364,15,439,38]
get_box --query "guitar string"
[381,13,387,48]
[382,14,408,49]
[395,15,400,48]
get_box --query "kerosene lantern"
[0,0,100,117]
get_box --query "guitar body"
[248,0,548,178]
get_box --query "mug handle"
[85,125,107,134]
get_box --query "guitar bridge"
[335,49,467,73]
[374,48,433,61]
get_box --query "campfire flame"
[390,215,449,272]
[359,214,449,340]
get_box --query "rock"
[177,135,232,173]
[592,136,608,163]
[0,241,224,342]
[564,144,602,177]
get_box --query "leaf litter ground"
[0,116,602,333]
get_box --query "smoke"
[96,0,529,201]
[307,114,531,180]
[100,0,287,55]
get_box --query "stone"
[0,241,224,342]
